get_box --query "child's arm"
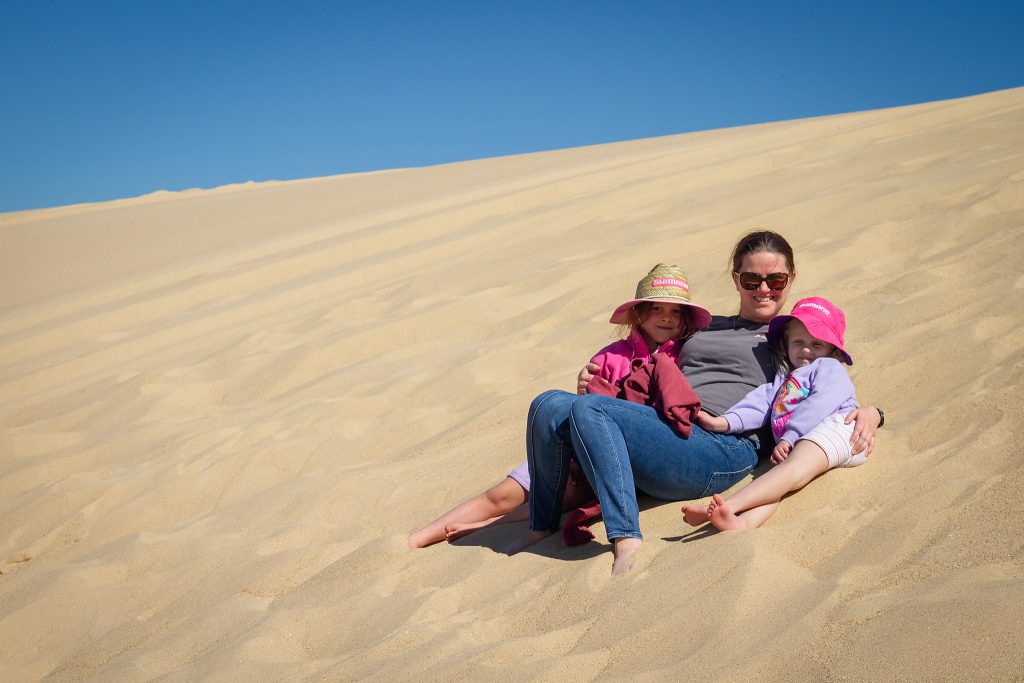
[720,375,784,433]
[582,338,638,394]
[778,358,858,445]
[694,410,729,432]
[770,440,792,464]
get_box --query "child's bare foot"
[502,530,553,555]
[681,504,711,526]
[611,537,642,575]
[708,494,747,532]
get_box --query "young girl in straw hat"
[681,296,868,531]
[408,264,712,548]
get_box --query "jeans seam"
[527,391,567,533]
[599,399,671,426]
[571,399,641,540]
[699,465,754,499]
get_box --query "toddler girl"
[409,264,711,548]
[681,296,867,532]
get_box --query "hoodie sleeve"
[588,339,636,385]
[589,350,612,380]
[779,358,858,444]
[723,375,782,433]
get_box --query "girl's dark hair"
[729,230,796,274]
[771,326,792,374]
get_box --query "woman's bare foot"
[707,494,747,531]
[681,504,711,526]
[611,537,642,575]
[502,530,553,555]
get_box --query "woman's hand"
[694,410,729,433]
[577,363,600,395]
[771,440,792,464]
[844,407,881,455]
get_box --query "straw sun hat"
[609,264,712,330]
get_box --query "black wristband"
[877,408,885,428]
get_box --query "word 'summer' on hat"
[609,264,712,330]
[768,296,853,364]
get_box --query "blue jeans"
[527,390,758,540]
[526,390,581,534]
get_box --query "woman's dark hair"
[730,230,795,371]
[729,230,796,274]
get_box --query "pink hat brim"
[768,314,853,365]
[609,297,713,331]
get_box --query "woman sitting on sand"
[509,230,882,574]
[408,264,713,548]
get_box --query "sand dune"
[1,87,1023,681]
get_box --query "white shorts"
[798,414,869,469]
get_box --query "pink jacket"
[564,336,697,547]
[587,353,701,437]
[588,329,683,387]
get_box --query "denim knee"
[568,393,614,426]
[529,389,565,417]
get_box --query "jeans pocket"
[700,466,754,499]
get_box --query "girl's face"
[638,303,685,346]
[732,251,794,323]
[785,319,837,368]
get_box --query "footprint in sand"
[2,553,32,573]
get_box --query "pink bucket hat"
[609,264,712,331]
[768,296,853,364]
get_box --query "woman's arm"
[844,407,882,455]
[577,362,601,395]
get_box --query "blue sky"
[2,1,1022,213]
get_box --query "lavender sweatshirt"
[723,357,858,445]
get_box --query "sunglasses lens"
[737,272,789,290]
[738,273,760,290]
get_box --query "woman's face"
[732,251,794,322]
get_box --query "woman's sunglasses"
[735,272,790,291]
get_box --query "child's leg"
[446,476,598,542]
[683,500,780,529]
[407,477,528,548]
[708,440,829,531]
[444,505,530,541]
[707,497,779,531]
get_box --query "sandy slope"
[1,87,1022,681]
